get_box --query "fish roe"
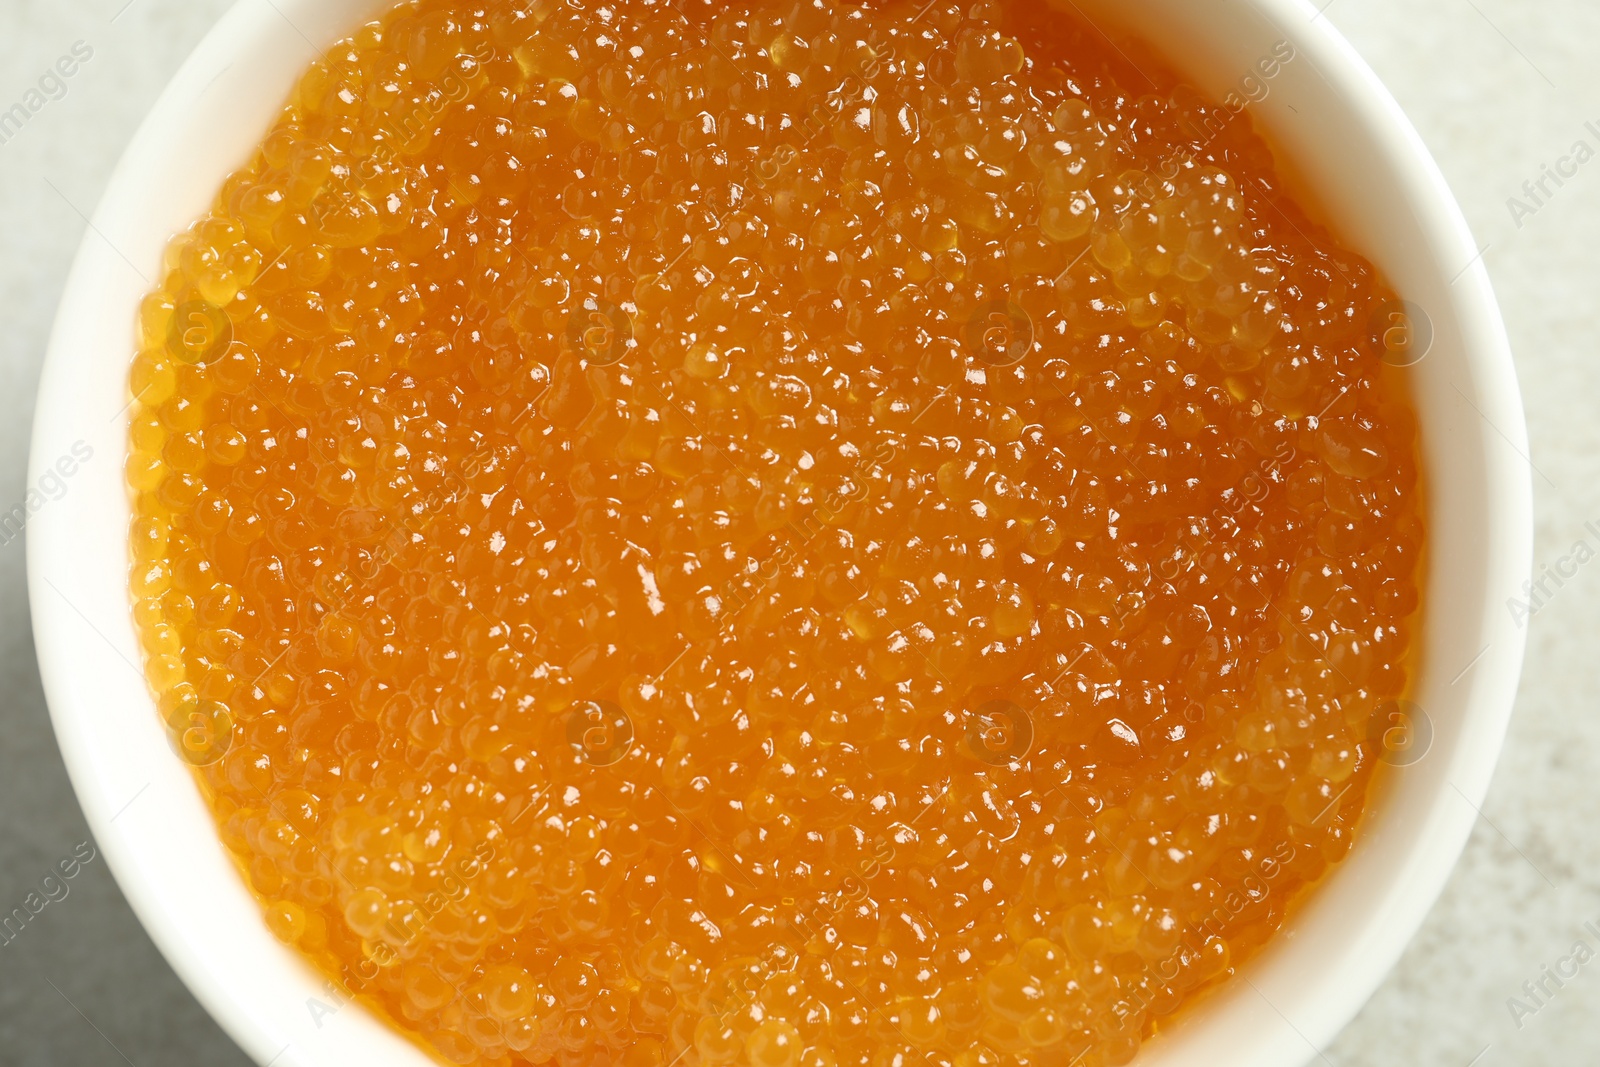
[125,0,1425,1064]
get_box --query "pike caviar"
[126,0,1423,1064]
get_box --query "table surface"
[0,1,1594,1064]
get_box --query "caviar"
[126,0,1424,1065]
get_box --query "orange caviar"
[126,0,1423,1065]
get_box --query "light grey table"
[0,1,1592,1064]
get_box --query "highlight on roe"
[124,0,1424,1064]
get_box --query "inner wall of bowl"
[28,1,1525,1066]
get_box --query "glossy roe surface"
[126,0,1424,1065]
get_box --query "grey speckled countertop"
[0,1,1595,1064]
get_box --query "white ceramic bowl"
[28,0,1531,1064]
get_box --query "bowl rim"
[27,0,1532,1065]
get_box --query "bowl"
[27,0,1532,1064]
